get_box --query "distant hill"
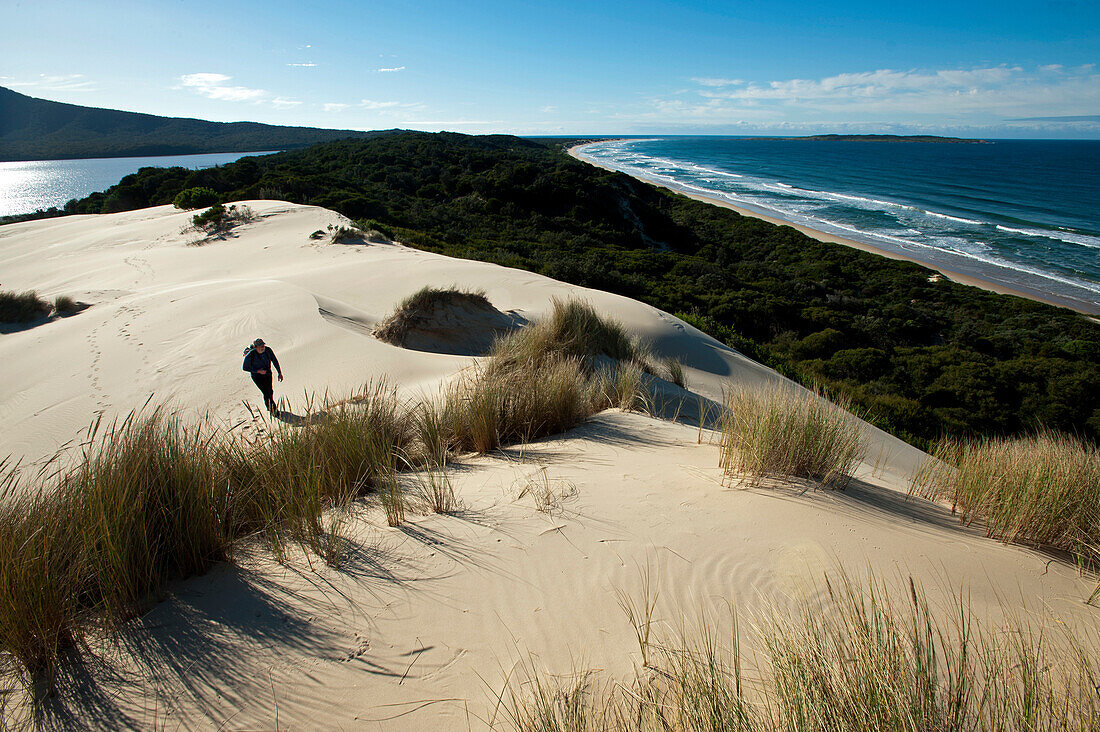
[0,87,378,161]
[749,134,990,143]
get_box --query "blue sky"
[3,0,1098,137]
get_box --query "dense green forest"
[13,132,1098,448]
[0,86,376,161]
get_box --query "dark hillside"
[24,132,1100,447]
[0,87,377,161]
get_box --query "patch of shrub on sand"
[172,187,219,210]
[190,203,256,238]
[327,224,365,243]
[0,290,53,323]
[910,430,1100,558]
[719,383,866,489]
[375,286,494,347]
[502,572,1100,732]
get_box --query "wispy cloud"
[5,73,97,92]
[177,72,303,110]
[286,62,317,68]
[692,77,744,87]
[671,65,1100,120]
[323,102,349,112]
[377,66,406,73]
[179,73,267,102]
[361,99,426,113]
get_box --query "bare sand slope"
[4,203,1094,728]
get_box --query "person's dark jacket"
[243,348,281,375]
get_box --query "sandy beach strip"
[568,143,1096,315]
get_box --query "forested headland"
[0,86,377,161]
[12,132,1097,448]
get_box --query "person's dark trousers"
[251,371,276,412]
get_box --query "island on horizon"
[747,133,991,143]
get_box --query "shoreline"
[568,143,1098,317]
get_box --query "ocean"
[575,138,1100,314]
[0,151,278,219]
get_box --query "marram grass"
[910,430,1100,555]
[719,383,866,489]
[500,572,1100,732]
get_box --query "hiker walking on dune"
[243,338,284,417]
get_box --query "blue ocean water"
[0,151,279,219]
[576,138,1100,313]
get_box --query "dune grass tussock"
[0,290,53,323]
[501,573,1100,732]
[440,299,662,454]
[375,285,493,346]
[719,383,866,489]
[444,356,594,454]
[52,295,80,316]
[665,357,686,389]
[488,297,653,375]
[910,430,1100,557]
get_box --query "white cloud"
[377,66,406,73]
[271,97,302,109]
[692,77,744,87]
[656,64,1100,122]
[323,102,349,112]
[179,73,267,102]
[360,99,426,113]
[286,63,317,68]
[539,105,557,113]
[6,73,96,91]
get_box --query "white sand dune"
[1,202,1095,728]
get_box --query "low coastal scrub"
[910,430,1100,558]
[0,290,52,322]
[719,383,866,489]
[375,285,494,347]
[171,186,219,210]
[0,299,663,692]
[501,573,1100,732]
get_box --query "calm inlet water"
[0,151,278,218]
[576,138,1100,313]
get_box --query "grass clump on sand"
[443,356,593,454]
[488,297,652,374]
[910,430,1100,558]
[441,298,658,454]
[501,573,1100,732]
[375,285,493,346]
[52,295,81,316]
[0,290,53,323]
[719,383,866,489]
